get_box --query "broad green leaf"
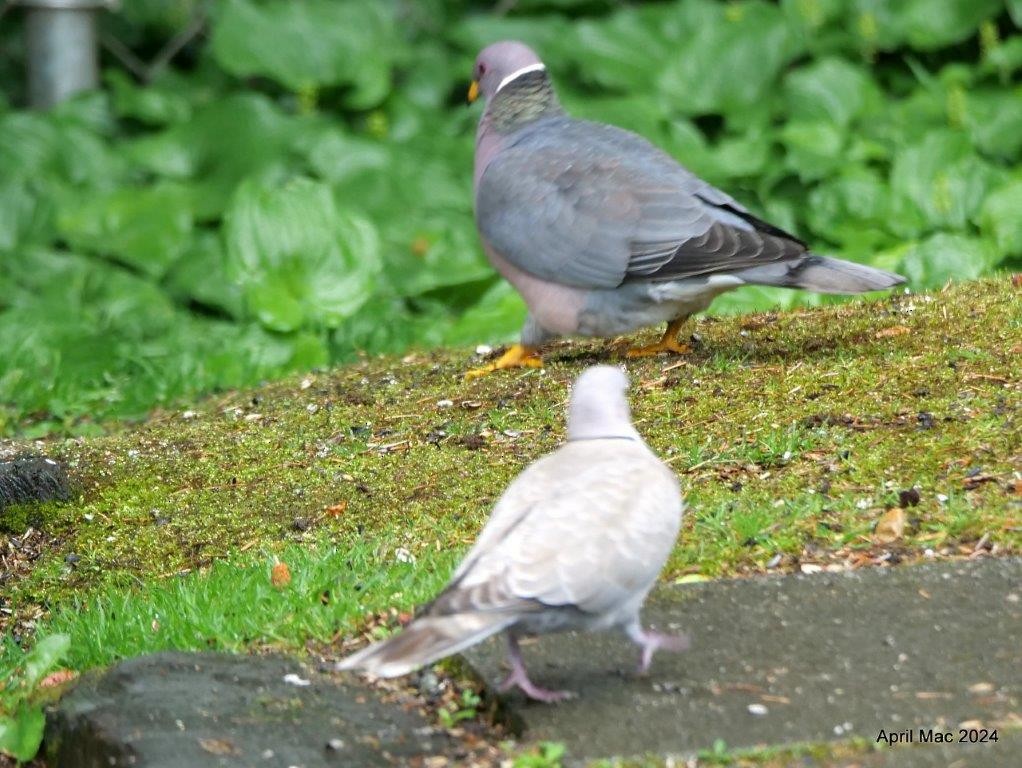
[659,0,802,117]
[964,88,1022,160]
[0,704,45,761]
[163,232,245,319]
[445,280,525,347]
[0,178,52,253]
[979,178,1022,256]
[56,183,193,278]
[22,634,71,690]
[210,0,397,108]
[784,57,881,126]
[1010,0,1022,26]
[807,167,893,253]
[331,298,451,360]
[779,120,846,181]
[899,233,1000,288]
[571,9,668,93]
[126,94,306,219]
[889,130,1002,237]
[225,175,380,332]
[897,0,1002,50]
[382,215,492,298]
[106,69,192,126]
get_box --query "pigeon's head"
[567,365,639,442]
[469,40,545,104]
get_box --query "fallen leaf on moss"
[271,561,291,588]
[874,507,906,544]
[326,500,348,517]
[39,669,78,688]
[875,325,911,338]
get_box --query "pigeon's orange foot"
[624,317,692,358]
[624,338,692,358]
[465,344,543,380]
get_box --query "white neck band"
[495,63,547,94]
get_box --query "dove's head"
[567,366,640,442]
[469,41,545,104]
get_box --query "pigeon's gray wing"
[430,441,682,619]
[476,117,807,290]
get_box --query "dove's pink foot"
[626,622,690,675]
[498,635,576,703]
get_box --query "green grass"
[1,278,1020,679]
[12,540,459,672]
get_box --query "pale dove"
[465,41,905,377]
[337,365,686,702]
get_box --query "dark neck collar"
[487,70,562,133]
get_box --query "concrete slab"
[464,558,1022,762]
[45,651,451,767]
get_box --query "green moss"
[2,278,1020,636]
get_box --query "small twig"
[100,30,149,82]
[147,11,206,80]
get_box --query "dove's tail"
[736,255,906,295]
[336,612,516,678]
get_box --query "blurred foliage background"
[1,0,1021,436]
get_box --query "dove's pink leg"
[497,635,575,703]
[626,622,690,675]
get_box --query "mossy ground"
[1,277,1020,765]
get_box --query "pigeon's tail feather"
[336,612,516,678]
[737,255,906,295]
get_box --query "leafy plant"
[0,634,70,761]
[511,740,567,768]
[437,688,482,728]
[1,0,1021,436]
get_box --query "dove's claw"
[465,344,543,380]
[627,623,690,675]
[624,317,692,358]
[498,635,576,703]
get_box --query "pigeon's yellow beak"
[467,80,480,103]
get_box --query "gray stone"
[464,558,1022,763]
[45,651,450,767]
[0,455,70,512]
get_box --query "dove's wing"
[476,116,807,290]
[429,440,682,620]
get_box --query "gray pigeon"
[337,365,687,702]
[466,41,905,377]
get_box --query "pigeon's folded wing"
[476,118,807,291]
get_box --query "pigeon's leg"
[625,621,690,675]
[465,344,543,380]
[497,635,575,703]
[624,316,692,358]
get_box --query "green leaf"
[444,281,525,347]
[659,0,802,117]
[106,69,192,126]
[896,0,1002,50]
[807,167,893,254]
[571,9,668,93]
[779,120,846,181]
[0,704,45,761]
[126,94,305,219]
[23,634,71,690]
[225,175,380,332]
[784,57,881,126]
[382,215,492,298]
[56,183,193,278]
[899,233,1000,288]
[210,0,398,108]
[979,178,1022,256]
[964,88,1022,160]
[889,130,1003,237]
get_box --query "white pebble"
[283,673,311,687]
[747,703,768,716]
